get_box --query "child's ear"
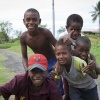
[23,19,25,25]
[65,25,67,29]
[39,19,41,24]
[70,50,73,56]
[74,45,76,49]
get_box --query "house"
[82,29,100,35]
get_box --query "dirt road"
[0,49,25,74]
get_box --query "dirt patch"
[0,49,25,74]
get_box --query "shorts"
[69,85,99,100]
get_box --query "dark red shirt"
[0,72,62,100]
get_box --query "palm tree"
[90,1,100,34]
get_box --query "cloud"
[0,0,99,36]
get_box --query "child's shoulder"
[46,77,57,86]
[39,27,52,35]
[73,56,87,70]
[15,72,28,81]
[73,56,86,63]
[46,77,60,91]
[20,31,28,38]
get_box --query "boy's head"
[28,54,48,88]
[74,36,91,60]
[23,8,41,33]
[55,39,72,65]
[66,14,83,40]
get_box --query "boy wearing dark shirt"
[0,54,62,100]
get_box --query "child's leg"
[69,86,82,100]
[81,85,99,100]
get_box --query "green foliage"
[0,21,13,43]
[0,54,16,85]
[0,40,20,49]
[90,1,100,37]
[13,30,22,39]
[84,34,100,65]
[39,24,47,28]
[90,1,100,22]
[57,26,66,34]
[6,40,33,57]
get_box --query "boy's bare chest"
[26,35,48,49]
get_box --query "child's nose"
[29,19,33,23]
[82,52,87,56]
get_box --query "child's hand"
[63,30,74,46]
[50,69,57,80]
[88,60,96,70]
[82,63,91,74]
[55,61,64,75]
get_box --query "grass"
[7,40,33,57]
[0,54,16,85]
[87,35,100,65]
[0,54,16,99]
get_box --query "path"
[0,49,100,99]
[0,49,25,74]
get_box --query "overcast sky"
[0,0,99,37]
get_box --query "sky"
[0,0,99,38]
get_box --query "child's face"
[74,42,90,60]
[23,11,41,33]
[55,45,72,65]
[29,68,46,87]
[67,22,82,40]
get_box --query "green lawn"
[0,54,16,85]
[88,35,100,65]
[6,40,34,57]
[0,54,16,100]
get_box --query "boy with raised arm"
[51,39,99,100]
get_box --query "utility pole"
[52,0,55,37]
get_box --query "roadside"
[0,49,100,99]
[0,49,25,74]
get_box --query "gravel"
[0,49,25,74]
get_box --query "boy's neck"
[32,83,43,92]
[64,58,72,72]
[29,28,40,37]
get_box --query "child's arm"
[50,62,62,84]
[45,28,57,46]
[50,68,60,84]
[94,64,100,74]
[89,53,100,74]
[20,34,28,71]
[61,30,75,46]
[82,62,98,79]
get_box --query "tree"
[39,24,47,28]
[0,21,13,43]
[90,1,100,34]
[57,26,65,34]
[14,30,22,39]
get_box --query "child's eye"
[26,18,30,22]
[79,49,83,52]
[62,52,67,55]
[70,28,74,30]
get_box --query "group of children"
[0,8,100,100]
